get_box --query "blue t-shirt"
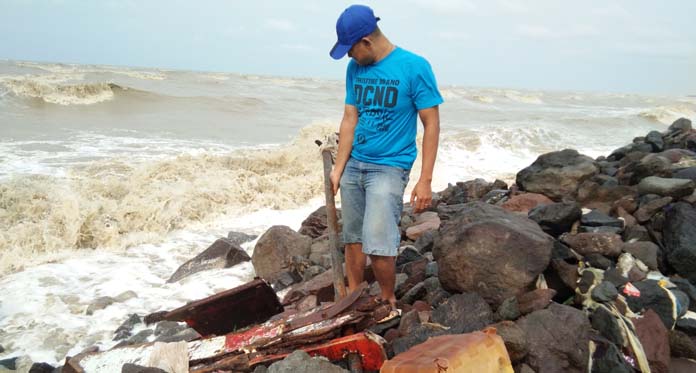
[345,47,443,170]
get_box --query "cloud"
[406,0,477,15]
[264,18,295,32]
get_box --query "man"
[329,4,443,316]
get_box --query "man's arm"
[410,105,440,212]
[330,104,359,195]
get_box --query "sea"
[0,59,694,366]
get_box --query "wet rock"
[431,293,493,334]
[646,130,665,152]
[591,281,618,303]
[434,202,553,307]
[500,193,554,214]
[227,231,258,245]
[113,313,142,341]
[437,179,496,205]
[126,329,153,345]
[622,241,659,270]
[590,339,632,373]
[491,321,528,363]
[633,309,670,373]
[581,209,624,228]
[405,212,440,240]
[144,311,168,325]
[664,203,696,283]
[638,176,695,199]
[28,362,54,373]
[168,238,251,283]
[154,321,186,337]
[528,202,581,236]
[517,303,590,373]
[560,232,623,257]
[252,226,311,283]
[0,357,17,371]
[591,306,626,346]
[86,296,116,315]
[670,330,696,359]
[516,149,599,201]
[516,289,556,315]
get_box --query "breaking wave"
[639,104,696,125]
[0,123,337,275]
[1,77,126,105]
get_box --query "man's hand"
[330,168,342,195]
[410,179,432,213]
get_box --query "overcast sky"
[2,0,694,95]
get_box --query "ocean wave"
[15,61,167,81]
[1,77,124,105]
[503,90,544,104]
[0,123,337,275]
[638,104,696,124]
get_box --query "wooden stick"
[321,149,348,301]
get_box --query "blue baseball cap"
[330,5,380,60]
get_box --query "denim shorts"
[340,158,410,257]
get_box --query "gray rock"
[674,167,696,182]
[396,246,423,267]
[252,226,312,283]
[581,209,624,228]
[121,363,168,373]
[391,324,448,356]
[400,282,426,305]
[155,328,201,343]
[634,195,673,224]
[154,321,185,337]
[425,262,438,278]
[590,339,633,373]
[168,238,251,283]
[622,241,659,270]
[86,296,116,315]
[669,118,693,133]
[646,130,665,152]
[584,254,613,270]
[672,278,696,312]
[491,321,528,363]
[113,314,142,341]
[561,232,623,257]
[625,280,678,329]
[591,306,626,346]
[302,265,326,281]
[28,362,55,373]
[528,202,582,236]
[413,230,435,253]
[517,303,590,373]
[516,149,599,201]
[496,296,521,321]
[591,281,619,303]
[431,293,493,334]
[638,176,695,199]
[623,224,651,242]
[629,154,673,184]
[434,202,553,307]
[267,350,348,373]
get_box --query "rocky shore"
[3,117,696,372]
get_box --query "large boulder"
[528,202,581,236]
[252,226,312,283]
[517,303,590,373]
[638,176,695,199]
[298,206,340,239]
[664,203,696,283]
[433,202,553,307]
[167,238,250,283]
[516,149,598,201]
[431,292,493,334]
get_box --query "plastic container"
[380,327,514,373]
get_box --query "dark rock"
[629,154,673,184]
[0,344,3,353]
[86,296,116,315]
[227,231,258,245]
[496,296,521,321]
[669,118,693,133]
[425,262,438,278]
[121,364,168,373]
[437,179,496,205]
[581,209,624,228]
[622,225,651,242]
[127,329,153,345]
[672,278,696,312]
[589,339,632,373]
[435,203,468,221]
[528,202,581,236]
[544,259,578,302]
[267,350,349,373]
[676,317,696,335]
[155,328,201,343]
[577,181,638,209]
[672,357,696,373]
[390,323,448,356]
[400,282,427,305]
[272,271,302,291]
[633,309,670,373]
[670,330,696,359]
[434,202,553,307]
[674,167,696,182]
[431,293,493,334]
[517,289,556,315]
[0,357,17,370]
[584,254,613,270]
[591,306,626,346]
[622,241,659,270]
[577,270,597,294]
[578,226,623,235]
[603,267,628,288]
[298,206,339,239]
[167,238,250,283]
[413,230,435,253]
[396,246,423,267]
[516,363,535,373]
[517,303,590,373]
[626,280,677,329]
[516,149,599,201]
[551,240,577,262]
[154,321,186,337]
[491,321,528,363]
[28,362,55,373]
[646,130,665,152]
[251,226,312,283]
[482,189,509,204]
[673,290,691,318]
[591,281,619,303]
[664,203,696,283]
[397,309,421,336]
[560,232,623,257]
[638,176,695,199]
[500,193,554,214]
[302,265,326,282]
[634,196,673,223]
[422,277,449,307]
[113,313,142,341]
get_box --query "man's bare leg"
[344,243,367,293]
[369,254,397,308]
